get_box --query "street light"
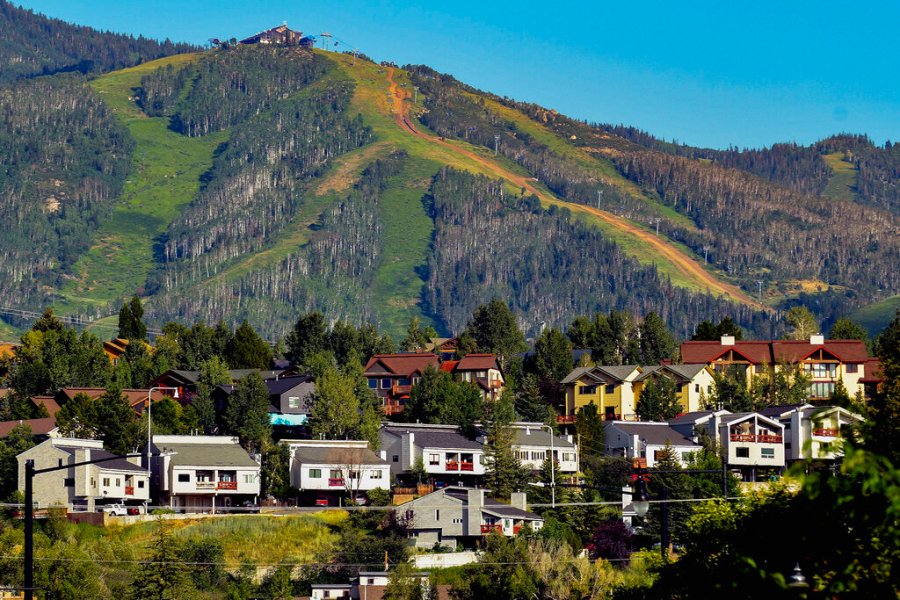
[146,387,179,477]
[631,466,669,557]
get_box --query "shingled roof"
[364,354,439,377]
[681,338,870,365]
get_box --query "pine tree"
[483,391,527,499]
[461,300,527,370]
[224,373,271,453]
[285,311,327,369]
[309,367,360,439]
[636,376,682,421]
[96,384,140,455]
[638,312,677,364]
[225,320,272,369]
[130,518,193,599]
[532,327,573,405]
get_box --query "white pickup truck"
[100,504,142,516]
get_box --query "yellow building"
[632,364,715,415]
[560,365,640,423]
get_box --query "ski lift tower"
[319,32,333,50]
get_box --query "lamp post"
[631,467,669,557]
[539,424,556,508]
[146,387,179,477]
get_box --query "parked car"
[99,504,127,516]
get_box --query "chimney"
[466,489,484,536]
[510,492,527,511]
[810,334,825,345]
[720,335,735,346]
[525,426,531,435]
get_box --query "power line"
[0,307,163,336]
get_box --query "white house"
[17,438,149,511]
[717,412,785,480]
[380,423,486,483]
[508,423,578,473]
[151,435,260,513]
[761,404,863,463]
[604,421,702,467]
[281,439,390,505]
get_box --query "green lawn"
[58,53,225,311]
[821,152,858,202]
[847,295,900,336]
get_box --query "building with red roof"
[681,334,876,402]
[364,353,441,415]
[443,354,505,400]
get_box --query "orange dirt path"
[385,68,761,308]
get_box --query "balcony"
[556,415,576,425]
[195,481,216,490]
[328,478,345,487]
[813,428,839,438]
[459,461,475,472]
[446,461,459,471]
[729,434,783,443]
[480,524,503,534]
[124,486,134,496]
[383,403,404,416]
[217,481,237,491]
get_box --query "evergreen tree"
[483,391,527,499]
[118,296,147,341]
[285,311,328,369]
[861,311,900,464]
[225,321,272,370]
[327,320,361,366]
[638,312,678,364]
[829,318,869,342]
[514,373,549,422]
[575,402,605,451]
[357,322,397,363]
[461,300,527,370]
[749,363,810,409]
[636,376,682,421]
[644,444,692,544]
[224,373,271,453]
[400,316,433,352]
[0,424,36,498]
[192,356,230,433]
[129,518,193,600]
[531,327,572,405]
[566,316,595,349]
[96,384,141,455]
[691,316,744,341]
[710,369,753,412]
[122,340,155,388]
[55,392,100,439]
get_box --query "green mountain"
[1,5,898,340]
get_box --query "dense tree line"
[0,75,133,307]
[424,168,771,338]
[0,0,196,83]
[137,45,330,136]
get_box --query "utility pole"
[494,134,500,155]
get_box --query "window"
[804,363,837,379]
[58,459,63,468]
[695,384,700,393]
[102,478,111,486]
[435,509,440,521]
[808,381,835,398]
[64,478,74,487]
[735,448,750,458]
[368,378,378,389]
[138,481,145,488]
[324,592,330,598]
[371,470,382,479]
[288,396,300,408]
[846,363,859,374]
[392,455,399,463]
[90,478,95,487]
[177,474,190,483]
[755,364,765,374]
[579,385,597,395]
[380,378,392,389]
[605,385,615,394]
[244,474,255,483]
[398,378,411,386]
[116,478,121,487]
[309,469,322,478]
[453,518,462,524]
[761,448,775,459]
[429,453,439,465]
[329,469,342,479]
[349,470,360,479]
[368,579,375,585]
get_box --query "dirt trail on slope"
[385,68,761,308]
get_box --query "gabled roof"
[59,387,168,410]
[758,404,813,419]
[719,412,784,429]
[510,428,575,449]
[606,421,700,447]
[634,363,709,383]
[681,339,871,365]
[59,447,143,472]
[152,438,259,468]
[363,354,439,377]
[0,417,57,438]
[562,365,638,384]
[668,410,730,426]
[441,488,542,520]
[293,446,387,466]
[382,424,483,450]
[680,341,772,364]
[455,354,500,371]
[265,375,314,395]
[771,340,869,363]
[798,405,864,422]
[31,395,60,417]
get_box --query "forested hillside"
[0,0,195,82]
[0,76,132,306]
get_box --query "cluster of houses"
[0,332,879,546]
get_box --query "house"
[440,353,505,400]
[0,418,58,440]
[151,368,289,399]
[30,395,60,418]
[400,487,543,549]
[364,354,440,415]
[150,435,260,512]
[508,423,578,473]
[17,438,149,510]
[425,337,459,361]
[760,404,863,463]
[560,365,640,424]
[632,364,715,414]
[281,440,390,506]
[680,334,873,402]
[102,338,129,366]
[239,23,302,45]
[380,423,485,484]
[215,374,315,427]
[717,413,785,480]
[57,387,169,415]
[604,421,702,467]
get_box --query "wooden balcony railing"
[460,462,475,471]
[383,404,404,416]
[445,461,459,471]
[480,524,503,534]
[730,434,784,443]
[556,415,576,425]
[813,428,839,437]
[195,481,216,490]
[328,478,345,487]
[217,481,238,490]
[124,486,135,495]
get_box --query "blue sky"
[17,0,900,149]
